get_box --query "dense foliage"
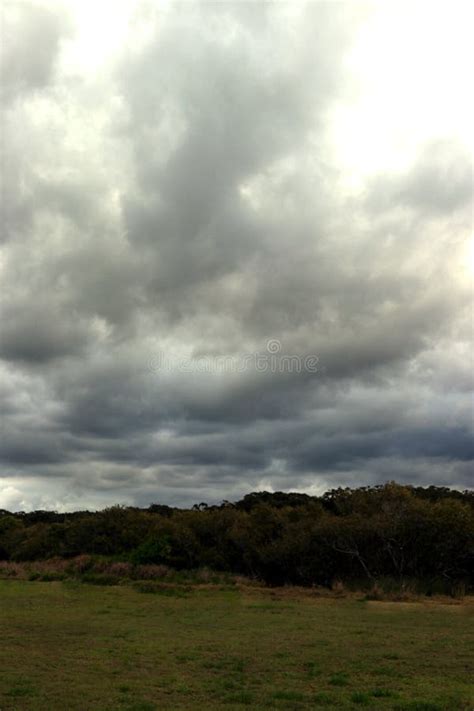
[1,483,472,591]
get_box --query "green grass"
[0,581,472,710]
[350,691,371,704]
[329,672,350,686]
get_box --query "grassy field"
[0,580,472,711]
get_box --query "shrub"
[0,562,22,577]
[130,536,172,565]
[68,555,94,573]
[133,564,170,580]
[372,688,395,698]
[351,691,370,704]
[329,672,349,686]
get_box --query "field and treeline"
[1,483,473,710]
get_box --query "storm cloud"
[0,0,472,511]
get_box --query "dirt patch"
[366,598,474,612]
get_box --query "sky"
[0,0,473,511]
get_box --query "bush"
[1,484,472,591]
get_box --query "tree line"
[0,483,472,591]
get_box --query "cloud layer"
[0,1,472,510]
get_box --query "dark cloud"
[0,1,472,510]
[0,300,92,363]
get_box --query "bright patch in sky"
[330,1,473,188]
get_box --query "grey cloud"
[0,1,472,510]
[0,2,70,103]
[0,300,91,363]
[117,3,359,321]
[367,138,473,215]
